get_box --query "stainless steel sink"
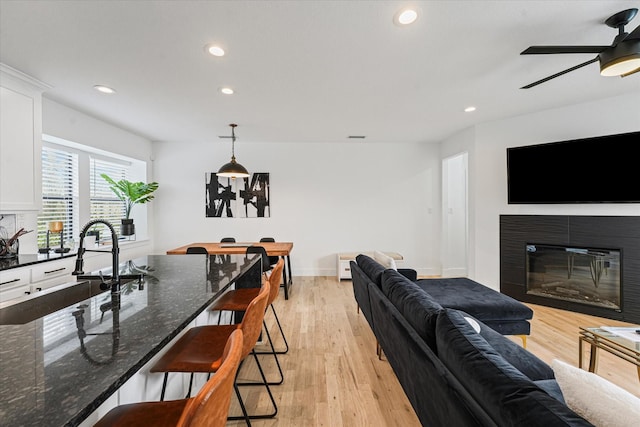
[0,276,139,325]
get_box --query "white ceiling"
[1,0,639,144]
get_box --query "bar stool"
[220,237,236,243]
[150,280,276,425]
[210,258,287,385]
[212,245,271,325]
[93,329,244,427]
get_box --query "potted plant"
[101,174,159,236]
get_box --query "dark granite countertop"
[0,253,260,427]
[0,252,77,272]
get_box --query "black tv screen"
[507,131,640,204]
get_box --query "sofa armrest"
[398,268,417,281]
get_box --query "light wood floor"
[228,276,639,426]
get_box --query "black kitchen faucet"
[72,219,120,294]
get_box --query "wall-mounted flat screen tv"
[507,131,640,204]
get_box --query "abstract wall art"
[205,172,270,218]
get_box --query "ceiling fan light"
[599,40,640,76]
[600,56,640,76]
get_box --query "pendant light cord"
[230,123,237,160]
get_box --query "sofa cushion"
[436,309,592,426]
[417,277,533,321]
[552,359,640,427]
[476,317,554,381]
[356,254,386,288]
[382,269,443,350]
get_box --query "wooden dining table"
[166,242,294,299]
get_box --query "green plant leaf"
[100,173,159,219]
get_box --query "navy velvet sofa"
[352,254,533,339]
[351,255,592,426]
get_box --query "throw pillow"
[373,250,397,270]
[463,316,481,333]
[552,359,640,427]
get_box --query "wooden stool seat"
[210,288,260,313]
[150,325,237,374]
[95,399,188,427]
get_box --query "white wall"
[43,99,153,162]
[40,98,155,252]
[152,140,441,276]
[35,92,640,282]
[458,92,640,290]
[441,152,467,277]
[440,127,476,277]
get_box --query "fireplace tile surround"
[500,215,640,324]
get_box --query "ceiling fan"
[520,8,640,89]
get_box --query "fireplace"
[500,215,640,324]
[525,244,621,311]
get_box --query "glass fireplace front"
[525,244,621,311]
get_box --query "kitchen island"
[0,253,260,427]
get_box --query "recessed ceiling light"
[205,44,225,57]
[94,85,116,94]
[220,87,234,95]
[464,106,477,113]
[396,8,418,25]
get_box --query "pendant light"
[217,123,249,178]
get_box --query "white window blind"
[90,157,127,239]
[38,146,79,249]
[39,137,142,246]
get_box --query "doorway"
[442,152,468,277]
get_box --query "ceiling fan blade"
[521,57,599,89]
[521,46,609,55]
[626,25,640,40]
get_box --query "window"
[90,157,128,239]
[38,146,78,249]
[38,135,146,247]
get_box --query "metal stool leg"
[228,349,278,420]
[238,320,283,386]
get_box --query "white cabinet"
[337,254,355,280]
[0,240,151,303]
[0,257,75,301]
[0,63,50,211]
[29,257,75,292]
[0,268,31,301]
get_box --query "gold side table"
[578,326,640,381]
